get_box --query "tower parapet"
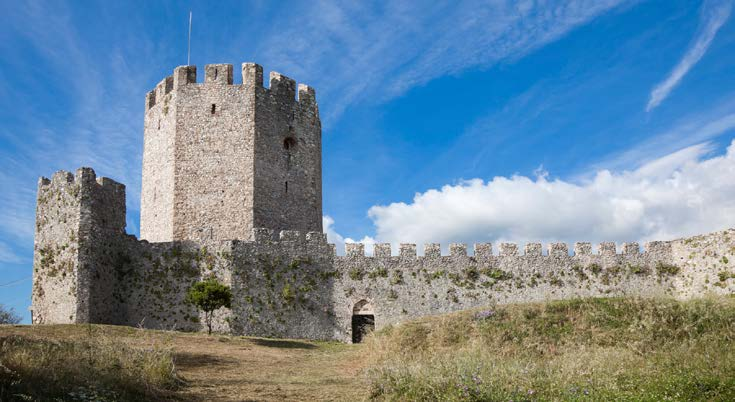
[140,62,322,243]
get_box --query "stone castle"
[31,62,735,342]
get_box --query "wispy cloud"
[646,0,732,112]
[595,99,735,172]
[0,241,26,264]
[0,0,167,252]
[256,0,632,124]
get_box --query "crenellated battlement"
[36,168,127,240]
[144,62,317,111]
[333,240,667,257]
[249,228,328,244]
[238,229,672,260]
[205,63,233,85]
[38,167,125,195]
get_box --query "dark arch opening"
[351,300,375,343]
[283,137,296,150]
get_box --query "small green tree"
[0,304,21,324]
[186,277,233,335]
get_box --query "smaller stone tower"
[140,63,322,243]
[31,168,126,324]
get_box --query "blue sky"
[2,0,735,322]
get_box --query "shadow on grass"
[174,352,239,368]
[249,338,317,349]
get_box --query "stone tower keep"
[140,63,322,242]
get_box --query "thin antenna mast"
[187,11,192,66]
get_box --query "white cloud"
[323,216,345,246]
[345,139,735,249]
[646,0,732,112]
[323,216,376,255]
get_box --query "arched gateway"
[351,300,375,343]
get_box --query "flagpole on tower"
[187,11,192,66]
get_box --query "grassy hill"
[0,325,365,401]
[1,296,734,401]
[364,296,735,401]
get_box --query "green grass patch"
[364,296,735,401]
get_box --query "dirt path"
[172,334,369,401]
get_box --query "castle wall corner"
[31,168,127,324]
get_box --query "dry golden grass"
[1,325,179,401]
[0,324,368,401]
[2,296,734,401]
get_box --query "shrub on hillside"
[0,304,21,325]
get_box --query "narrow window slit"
[211,104,216,115]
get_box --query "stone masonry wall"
[670,228,735,299]
[34,170,237,331]
[77,168,127,323]
[32,171,84,324]
[252,68,322,235]
[220,228,732,343]
[35,195,735,344]
[170,64,256,243]
[140,72,177,242]
[32,168,126,324]
[332,240,676,342]
[139,63,322,243]
[112,238,234,332]
[227,229,339,340]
